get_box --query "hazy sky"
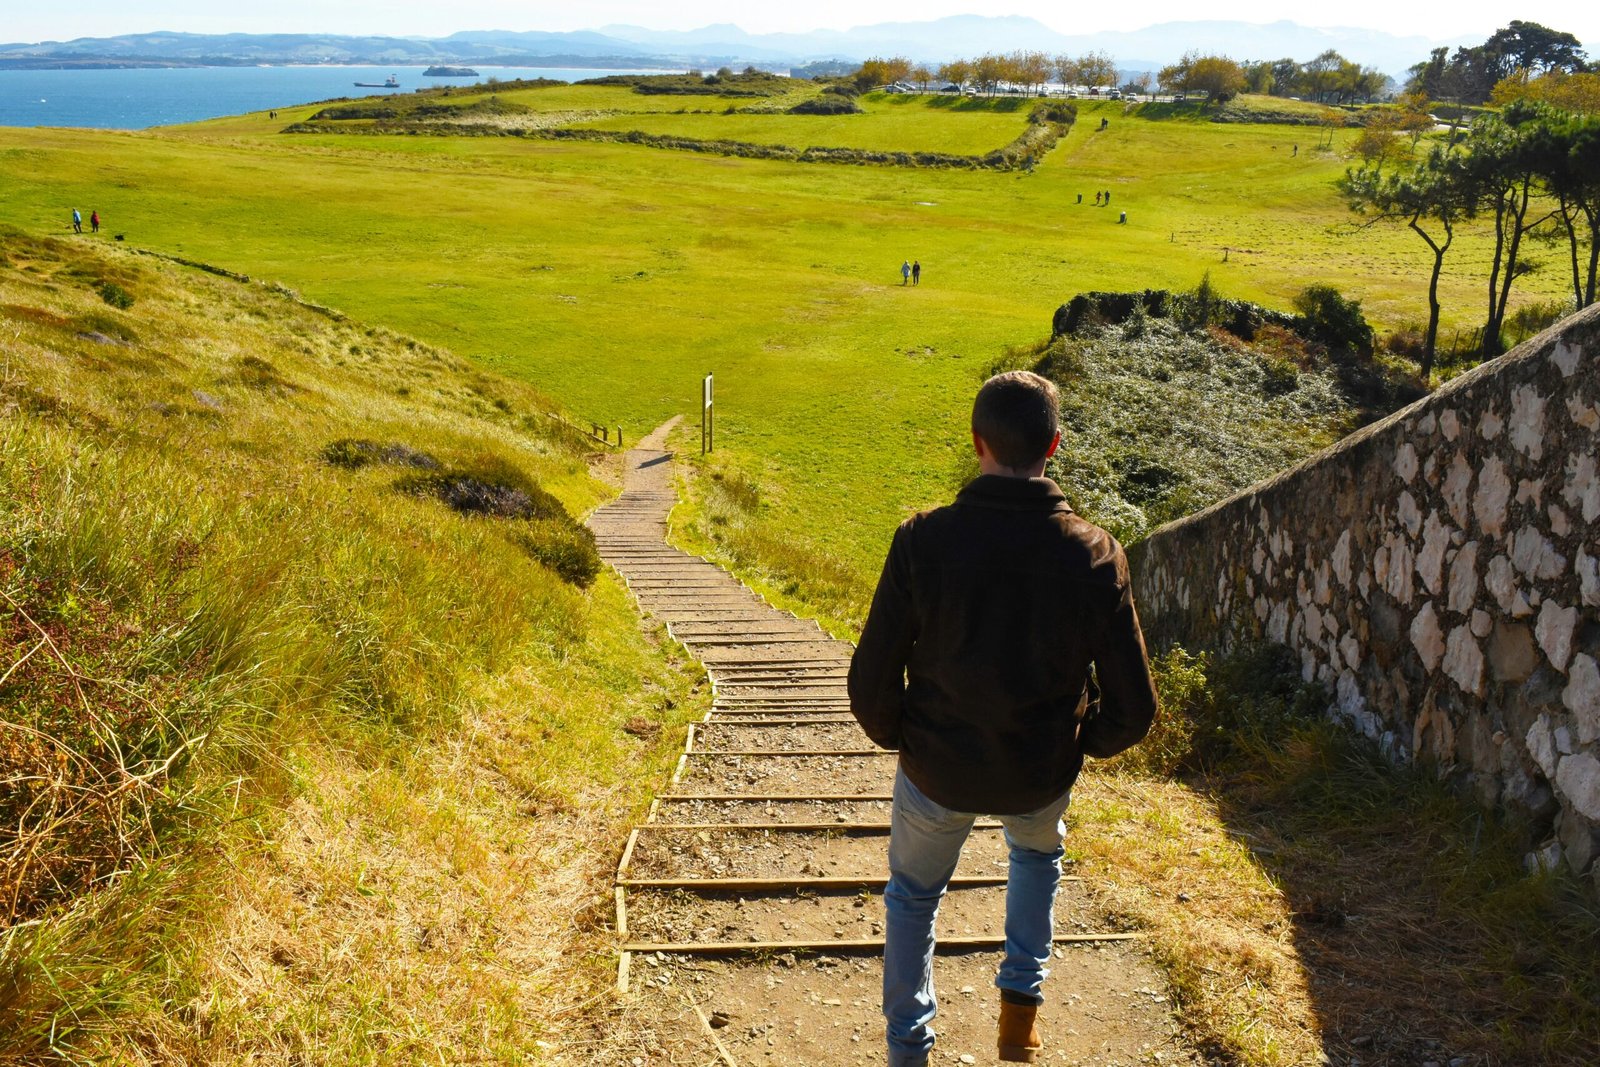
[8,1,1596,47]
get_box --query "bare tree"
[939,59,972,90]
[1343,147,1470,378]
[1054,54,1081,93]
[1014,50,1051,96]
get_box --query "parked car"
[1108,89,1122,99]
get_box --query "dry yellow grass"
[1072,772,1318,1065]
[0,227,710,1062]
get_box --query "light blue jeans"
[883,766,1072,1067]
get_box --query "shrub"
[320,438,440,470]
[1292,284,1375,357]
[1101,643,1326,776]
[790,96,862,115]
[508,519,601,587]
[1505,297,1576,348]
[1030,100,1077,125]
[95,281,133,309]
[1384,323,1428,362]
[396,470,564,520]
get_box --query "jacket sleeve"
[848,522,916,750]
[1079,578,1159,759]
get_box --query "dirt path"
[584,423,1200,1066]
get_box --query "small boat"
[354,74,400,88]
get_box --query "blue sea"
[0,65,686,129]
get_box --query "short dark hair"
[971,371,1059,469]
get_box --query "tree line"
[851,49,1393,104]
[1344,89,1599,376]
[1406,20,1588,105]
[851,51,1123,97]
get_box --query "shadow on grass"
[1183,651,1600,1065]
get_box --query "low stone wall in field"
[1128,305,1600,887]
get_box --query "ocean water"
[0,65,684,130]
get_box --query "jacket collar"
[955,475,1073,513]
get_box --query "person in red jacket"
[850,370,1158,1066]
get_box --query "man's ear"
[1044,431,1061,460]
[972,430,987,458]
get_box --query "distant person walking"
[71,208,82,233]
[1093,191,1101,206]
[1104,190,1112,206]
[90,210,99,233]
[1292,144,1298,156]
[1076,193,1082,204]
[901,260,912,286]
[1119,210,1127,224]
[912,260,921,286]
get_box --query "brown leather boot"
[997,999,1042,1062]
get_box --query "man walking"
[849,371,1157,1066]
[911,260,921,286]
[901,260,912,286]
[71,208,82,234]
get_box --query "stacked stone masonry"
[1128,305,1600,889]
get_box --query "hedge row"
[285,100,1076,172]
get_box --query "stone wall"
[1127,305,1600,886]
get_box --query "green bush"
[1293,284,1375,357]
[790,96,862,116]
[1102,643,1326,776]
[320,438,440,470]
[508,519,601,587]
[95,281,133,309]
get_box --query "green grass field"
[0,92,1567,625]
[569,92,1033,153]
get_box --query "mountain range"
[0,17,1483,77]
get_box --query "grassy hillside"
[0,228,707,1062]
[567,93,1035,154]
[0,88,1570,630]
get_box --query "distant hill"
[0,18,1477,75]
[0,28,653,68]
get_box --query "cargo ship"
[354,74,400,88]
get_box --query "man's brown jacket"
[848,475,1158,814]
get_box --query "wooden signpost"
[701,372,714,454]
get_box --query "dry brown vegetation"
[1073,648,1600,1066]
